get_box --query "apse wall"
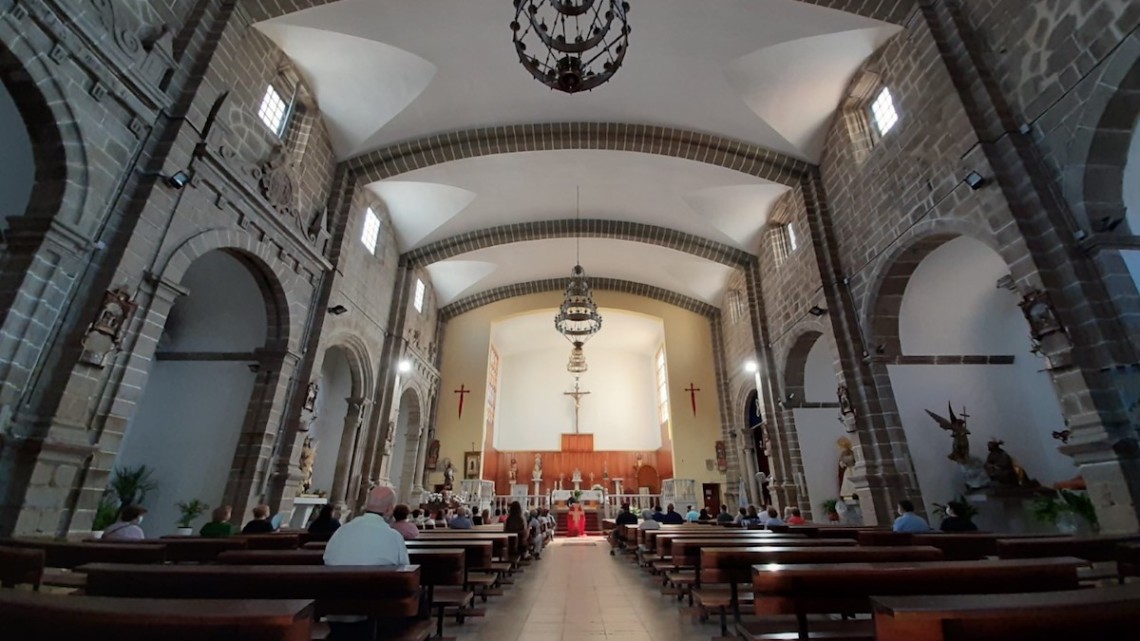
[494,347,660,451]
[0,79,34,222]
[887,236,1076,517]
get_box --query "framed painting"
[464,451,481,479]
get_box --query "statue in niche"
[532,453,543,481]
[79,288,137,368]
[508,457,518,483]
[984,439,1039,488]
[299,436,318,494]
[425,439,440,470]
[836,437,857,499]
[443,459,456,491]
[925,403,972,465]
[302,382,319,412]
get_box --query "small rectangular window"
[413,278,426,313]
[361,207,381,255]
[870,87,899,136]
[656,347,670,424]
[770,223,797,263]
[787,222,798,252]
[257,85,290,136]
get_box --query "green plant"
[175,499,209,528]
[109,465,157,517]
[932,495,979,522]
[821,498,839,514]
[1032,489,1100,534]
[92,494,119,531]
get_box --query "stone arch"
[386,382,427,502]
[311,334,375,503]
[440,277,718,320]
[783,330,825,402]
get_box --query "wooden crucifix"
[563,378,591,434]
[454,384,470,419]
[686,382,701,416]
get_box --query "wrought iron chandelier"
[567,341,588,373]
[511,0,631,94]
[555,188,602,358]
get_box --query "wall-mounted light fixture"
[398,360,412,373]
[165,170,192,190]
[964,171,986,190]
[327,304,348,315]
[808,305,828,317]
[744,361,759,374]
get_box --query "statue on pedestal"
[299,436,317,494]
[508,457,518,484]
[836,437,857,499]
[443,460,455,491]
[925,403,989,491]
[984,439,1039,488]
[532,453,543,481]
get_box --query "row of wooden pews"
[0,527,538,640]
[612,522,1140,640]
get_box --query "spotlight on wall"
[808,305,828,317]
[398,360,412,373]
[327,304,348,315]
[165,170,192,190]
[744,361,759,374]
[964,171,986,190]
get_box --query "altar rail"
[490,493,662,517]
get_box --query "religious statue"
[634,453,643,472]
[836,437,857,499]
[602,461,609,481]
[572,468,582,483]
[299,436,317,494]
[532,453,543,481]
[303,382,319,412]
[925,403,971,465]
[79,288,137,368]
[984,439,1039,488]
[508,457,518,483]
[443,459,456,491]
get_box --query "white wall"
[309,348,352,496]
[118,251,268,536]
[1125,114,1140,231]
[889,236,1075,516]
[793,335,846,513]
[494,347,661,451]
[0,80,34,221]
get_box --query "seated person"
[733,506,748,525]
[637,514,661,530]
[528,509,544,558]
[307,504,341,536]
[199,505,235,538]
[786,508,806,525]
[650,505,666,523]
[241,504,275,534]
[893,499,932,533]
[323,484,409,640]
[764,507,785,529]
[432,510,448,529]
[698,508,711,521]
[412,509,426,527]
[391,504,419,540]
[939,504,978,532]
[661,504,685,524]
[716,505,734,524]
[742,505,763,527]
[609,503,639,553]
[685,505,700,522]
[103,506,147,541]
[503,501,530,557]
[448,507,474,529]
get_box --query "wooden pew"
[3,538,167,568]
[745,557,1083,641]
[1119,541,1140,580]
[693,545,942,637]
[417,532,518,562]
[82,563,432,640]
[216,548,472,639]
[653,531,806,560]
[0,590,314,641]
[856,530,913,546]
[0,545,44,589]
[791,526,884,540]
[155,536,249,562]
[873,584,1140,641]
[996,534,1140,563]
[234,533,302,550]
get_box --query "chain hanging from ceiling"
[511,0,631,94]
[555,188,602,372]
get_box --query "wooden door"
[702,483,721,515]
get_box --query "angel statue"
[925,403,971,464]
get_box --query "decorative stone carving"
[79,288,137,368]
[837,384,855,417]
[302,382,318,412]
[254,147,297,220]
[1018,290,1064,342]
[299,435,317,494]
[91,0,143,57]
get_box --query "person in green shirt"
[199,505,235,538]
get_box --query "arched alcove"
[742,389,770,506]
[308,347,352,497]
[388,387,422,500]
[116,250,274,535]
[0,76,34,223]
[787,333,845,513]
[886,236,1075,517]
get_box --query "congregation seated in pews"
[608,497,1140,640]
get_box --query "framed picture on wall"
[464,451,481,479]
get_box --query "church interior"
[1,0,1140,639]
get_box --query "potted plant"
[1032,489,1100,534]
[932,495,979,529]
[109,464,157,520]
[175,499,209,535]
[821,498,840,522]
[91,494,119,539]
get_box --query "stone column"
[411,423,430,495]
[329,397,368,505]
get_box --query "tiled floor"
[451,537,712,641]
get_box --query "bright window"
[655,347,670,424]
[486,346,500,432]
[257,85,289,136]
[870,87,899,136]
[361,208,381,255]
[771,223,797,263]
[413,279,426,313]
[788,222,798,252]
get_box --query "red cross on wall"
[686,383,700,417]
[454,384,470,419]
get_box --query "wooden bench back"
[156,536,249,562]
[82,563,422,618]
[417,532,515,559]
[234,534,301,550]
[0,590,313,641]
[700,545,938,584]
[857,531,914,546]
[752,557,1082,618]
[304,539,494,571]
[672,538,856,567]
[0,545,44,588]
[215,548,466,586]
[4,538,167,568]
[996,535,1140,563]
[654,531,805,557]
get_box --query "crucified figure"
[563,378,591,433]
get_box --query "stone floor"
[451,536,712,641]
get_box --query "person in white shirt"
[637,516,661,531]
[528,509,544,558]
[323,484,409,638]
[102,506,146,541]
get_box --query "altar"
[551,489,603,511]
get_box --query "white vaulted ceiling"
[256,1,900,312]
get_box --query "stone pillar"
[329,397,368,505]
[411,423,430,494]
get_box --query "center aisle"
[453,536,710,641]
